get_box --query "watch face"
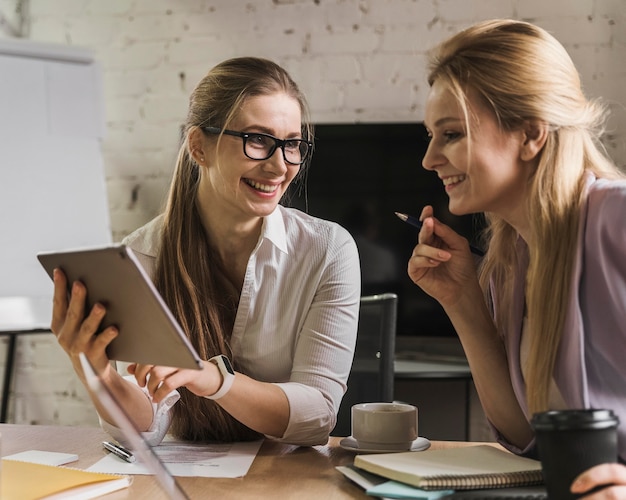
[221,355,235,375]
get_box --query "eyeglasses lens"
[244,134,309,165]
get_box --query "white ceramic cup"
[351,402,418,451]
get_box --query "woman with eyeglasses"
[51,57,361,446]
[407,20,626,497]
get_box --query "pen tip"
[394,212,408,221]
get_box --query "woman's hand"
[128,361,222,403]
[50,269,156,430]
[407,206,480,309]
[50,268,118,379]
[571,463,626,499]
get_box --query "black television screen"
[283,122,485,338]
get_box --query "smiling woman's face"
[422,80,532,222]
[197,91,303,222]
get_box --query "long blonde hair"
[155,57,313,441]
[427,20,623,414]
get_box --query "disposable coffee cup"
[531,409,619,500]
[352,402,418,451]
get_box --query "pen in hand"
[102,441,136,463]
[394,212,485,257]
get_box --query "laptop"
[442,487,547,499]
[79,352,191,500]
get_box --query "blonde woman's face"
[422,80,531,226]
[201,92,302,221]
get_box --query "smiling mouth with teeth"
[442,174,466,187]
[244,179,279,193]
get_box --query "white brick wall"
[1,0,625,430]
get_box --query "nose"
[422,140,442,171]
[263,147,290,175]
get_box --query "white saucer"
[339,436,431,454]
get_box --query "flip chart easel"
[0,38,111,299]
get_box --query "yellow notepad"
[1,459,131,500]
[353,445,543,491]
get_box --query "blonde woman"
[52,57,360,446]
[407,20,626,497]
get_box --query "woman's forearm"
[86,365,155,431]
[445,290,534,449]
[215,373,290,438]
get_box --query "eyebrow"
[431,117,463,128]
[239,125,302,139]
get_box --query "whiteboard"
[0,39,111,299]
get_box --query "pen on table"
[102,441,136,463]
[394,212,485,257]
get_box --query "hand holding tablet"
[38,245,202,370]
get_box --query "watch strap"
[204,355,235,400]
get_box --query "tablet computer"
[37,245,203,370]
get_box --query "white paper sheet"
[87,439,263,478]
[3,449,79,466]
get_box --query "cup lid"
[531,409,619,431]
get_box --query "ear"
[187,126,207,165]
[520,120,548,162]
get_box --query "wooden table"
[0,424,489,499]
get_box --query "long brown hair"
[427,20,623,414]
[154,57,312,441]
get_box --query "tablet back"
[38,245,202,369]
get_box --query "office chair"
[331,293,398,437]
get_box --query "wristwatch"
[204,355,235,400]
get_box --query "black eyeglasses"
[202,127,312,165]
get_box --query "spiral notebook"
[353,445,543,491]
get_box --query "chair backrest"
[331,292,398,437]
